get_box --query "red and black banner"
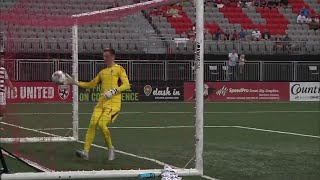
[5,81,296,103]
[7,82,73,103]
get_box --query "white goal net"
[0,0,204,179]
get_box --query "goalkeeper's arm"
[117,67,130,92]
[65,72,101,89]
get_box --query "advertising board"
[7,82,72,103]
[290,82,320,101]
[184,82,289,102]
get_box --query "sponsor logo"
[215,86,251,96]
[290,83,320,95]
[58,85,70,100]
[144,85,152,96]
[144,85,181,100]
[142,82,183,101]
[290,82,320,101]
[152,87,181,96]
[216,86,228,96]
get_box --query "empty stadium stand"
[0,0,319,55]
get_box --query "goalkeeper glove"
[64,73,79,86]
[103,88,118,99]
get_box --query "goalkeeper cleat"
[75,150,89,160]
[108,146,115,161]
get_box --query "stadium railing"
[7,59,320,82]
[2,38,319,55]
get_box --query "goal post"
[195,0,204,176]
[72,24,79,141]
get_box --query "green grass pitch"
[1,102,320,180]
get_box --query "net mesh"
[0,0,178,26]
[0,0,197,176]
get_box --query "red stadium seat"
[255,8,288,35]
[153,0,313,36]
[288,0,316,15]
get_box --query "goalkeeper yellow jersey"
[78,64,130,106]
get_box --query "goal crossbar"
[0,169,201,180]
[72,0,180,18]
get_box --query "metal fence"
[6,59,320,82]
[2,38,320,55]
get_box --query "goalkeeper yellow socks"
[101,127,113,149]
[106,136,113,150]
[83,126,113,151]
[84,125,97,152]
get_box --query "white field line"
[202,175,219,180]
[0,122,183,171]
[232,126,320,139]
[37,126,232,131]
[36,125,320,139]
[6,110,320,116]
[0,122,65,138]
[4,121,318,140]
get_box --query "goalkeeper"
[65,48,130,161]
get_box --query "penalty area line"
[233,126,320,139]
[37,126,233,131]
[38,125,320,139]
[6,110,320,116]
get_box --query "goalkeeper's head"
[103,48,116,67]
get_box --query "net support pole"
[195,0,204,176]
[0,146,9,174]
[72,24,79,141]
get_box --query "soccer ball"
[52,70,66,84]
